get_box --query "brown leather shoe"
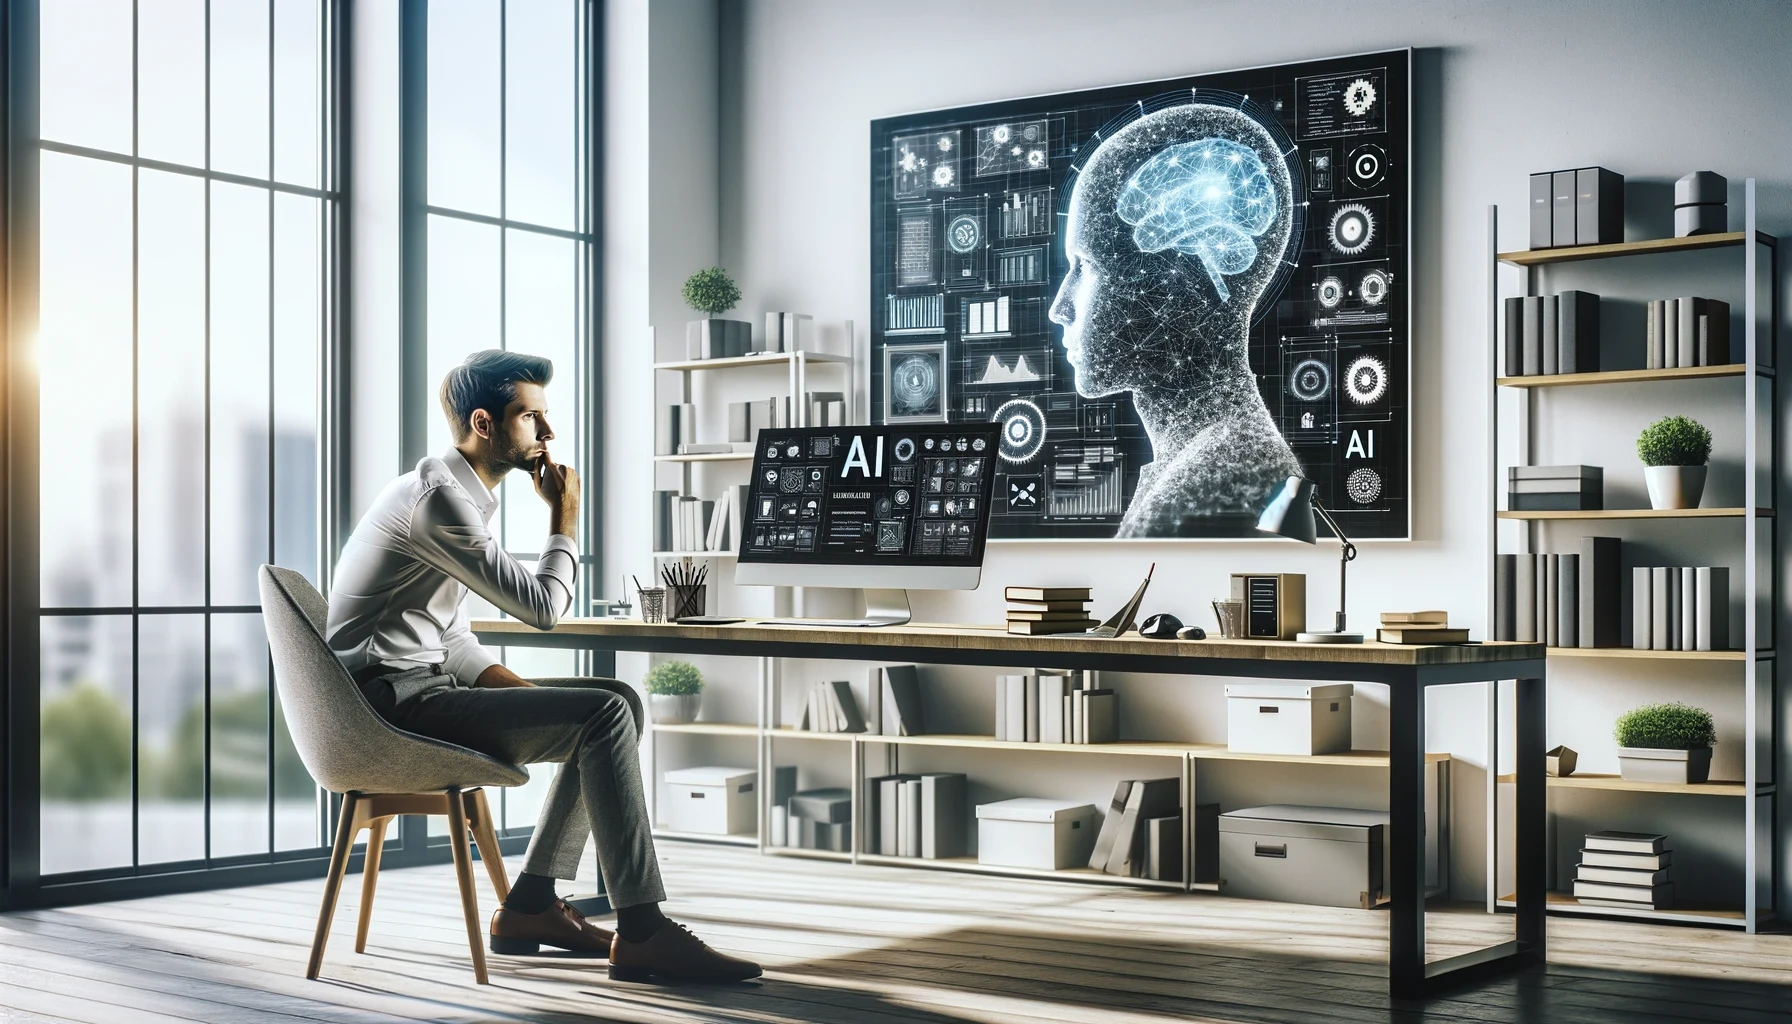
[608,920,761,983]
[490,899,614,957]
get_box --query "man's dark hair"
[440,349,554,442]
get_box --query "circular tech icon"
[786,443,802,458]
[1343,77,1378,117]
[924,438,935,450]
[1026,148,1046,168]
[1346,144,1387,189]
[932,164,955,189]
[1346,467,1384,505]
[1345,354,1389,405]
[1359,268,1390,306]
[955,437,969,452]
[972,436,987,452]
[1328,203,1375,256]
[894,488,911,507]
[875,497,894,518]
[893,437,916,462]
[1290,358,1332,402]
[1316,275,1345,308]
[947,214,981,253]
[762,468,779,486]
[993,125,1011,144]
[993,398,1047,464]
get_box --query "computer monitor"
[735,423,1001,625]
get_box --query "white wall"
[593,0,1792,908]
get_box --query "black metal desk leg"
[1515,674,1547,958]
[1388,679,1426,998]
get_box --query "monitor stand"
[769,588,911,628]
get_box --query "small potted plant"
[682,267,749,359]
[1614,701,1715,784]
[1636,414,1711,510]
[644,660,705,725]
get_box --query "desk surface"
[473,617,1542,668]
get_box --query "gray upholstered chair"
[259,564,526,985]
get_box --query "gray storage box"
[1219,804,1388,909]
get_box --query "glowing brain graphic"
[1116,138,1276,302]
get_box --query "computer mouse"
[1176,624,1207,641]
[1139,613,1182,639]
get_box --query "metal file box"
[663,766,757,835]
[1219,804,1388,908]
[1225,683,1354,755]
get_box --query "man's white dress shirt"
[326,448,577,683]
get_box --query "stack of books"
[1502,290,1600,376]
[796,680,868,733]
[866,772,966,859]
[1508,465,1602,511]
[1573,831,1673,910]
[1089,778,1182,880]
[994,671,1115,744]
[1376,611,1468,645]
[1005,586,1095,635]
[786,788,851,852]
[1493,538,1623,646]
[1633,566,1730,652]
[1645,297,1731,369]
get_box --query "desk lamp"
[1256,475,1363,644]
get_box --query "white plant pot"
[649,692,702,725]
[1616,746,1712,784]
[1643,465,1707,510]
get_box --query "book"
[1529,173,1553,249]
[1541,294,1560,375]
[1495,554,1516,642]
[1585,830,1667,855]
[1007,609,1101,621]
[920,773,967,859]
[788,788,851,824]
[871,774,919,856]
[1558,290,1599,374]
[1005,587,1093,602]
[1634,566,1653,651]
[1558,553,1578,649]
[1008,619,1098,635]
[1663,297,1680,369]
[1581,848,1672,870]
[1646,299,1664,370]
[1651,567,1670,652]
[829,679,866,733]
[1106,778,1179,876]
[1535,554,1549,643]
[1146,814,1182,882]
[1576,896,1671,910]
[1503,296,1525,375]
[1700,298,1731,364]
[1521,295,1543,375]
[1572,879,1672,907]
[1696,566,1730,652]
[897,779,921,857]
[1003,675,1027,743]
[1023,674,1040,743]
[1576,864,1671,886]
[1676,297,1705,368]
[1078,689,1117,744]
[1679,566,1696,653]
[1005,599,1090,612]
[1380,610,1449,625]
[1552,169,1576,246]
[1088,781,1135,870]
[1038,673,1068,743]
[1377,627,1470,644]
[880,664,925,736]
[1545,553,1560,647]
[1515,554,1537,643]
[1579,537,1622,648]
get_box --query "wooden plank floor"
[2,842,1788,1024]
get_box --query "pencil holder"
[670,584,708,620]
[638,587,667,624]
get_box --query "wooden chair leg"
[307,792,363,980]
[445,787,490,984]
[354,815,390,954]
[466,789,511,903]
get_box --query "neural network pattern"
[1117,139,1276,302]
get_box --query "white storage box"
[662,766,757,835]
[976,798,1096,870]
[1219,804,1388,908]
[1225,683,1353,755]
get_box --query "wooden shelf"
[859,733,1449,766]
[1546,646,1758,662]
[651,828,758,847]
[654,452,754,463]
[650,550,736,559]
[649,721,760,737]
[1496,772,1746,797]
[1498,892,1747,927]
[1497,507,1770,521]
[1185,744,1453,767]
[1496,231,1774,267]
[654,351,852,372]
[1497,364,1762,389]
[855,853,1187,891]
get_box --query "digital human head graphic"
[1049,102,1301,533]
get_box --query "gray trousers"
[362,668,666,909]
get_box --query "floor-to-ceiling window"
[34,0,338,880]
[409,0,602,839]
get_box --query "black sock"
[615,901,666,943]
[503,872,558,915]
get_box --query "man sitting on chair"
[326,349,759,983]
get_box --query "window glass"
[138,0,208,166]
[138,614,207,865]
[504,0,577,229]
[427,0,502,216]
[39,615,135,873]
[39,0,133,152]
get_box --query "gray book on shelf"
[1633,566,1652,650]
[880,664,925,736]
[1669,568,1684,651]
[1541,295,1560,375]
[1580,537,1622,648]
[1677,297,1706,368]
[1522,296,1544,375]
[1534,554,1549,645]
[1557,290,1599,374]
[1516,554,1537,643]
[920,773,968,860]
[1544,553,1560,647]
[897,779,921,857]
[1646,300,1663,370]
[1663,298,1680,369]
[1106,778,1179,877]
[1530,172,1554,249]
[1024,674,1040,743]
[1696,566,1730,651]
[1700,299,1731,365]
[870,774,919,857]
[1079,690,1118,744]
[828,679,867,733]
[1146,814,1182,883]
[1495,554,1516,642]
[1038,673,1068,743]
[1504,296,1525,376]
[993,675,1010,741]
[1651,566,1671,652]
[1004,675,1027,742]
[1558,553,1578,649]
[1089,780,1135,870]
[1679,567,1695,652]
[789,788,852,824]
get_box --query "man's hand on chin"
[475,663,536,688]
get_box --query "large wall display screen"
[870,50,1411,540]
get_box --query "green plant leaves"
[1636,414,1712,467]
[1613,700,1715,749]
[644,659,704,696]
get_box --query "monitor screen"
[737,424,1001,569]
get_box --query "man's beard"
[492,437,539,475]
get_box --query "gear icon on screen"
[1316,276,1345,308]
[1346,467,1383,504]
[932,164,955,188]
[1328,203,1375,256]
[1346,355,1389,405]
[1343,78,1377,116]
[1290,358,1332,402]
[1359,268,1390,306]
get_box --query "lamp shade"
[1256,475,1317,545]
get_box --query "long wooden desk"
[473,617,1548,998]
